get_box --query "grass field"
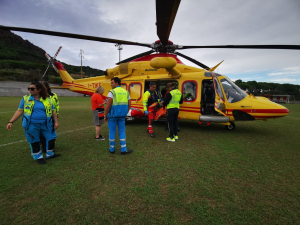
[0,97,300,225]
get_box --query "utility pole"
[115,44,123,62]
[78,49,84,76]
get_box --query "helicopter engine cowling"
[150,57,181,78]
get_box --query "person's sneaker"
[37,158,46,164]
[174,135,179,140]
[166,137,175,142]
[121,149,133,155]
[95,135,105,141]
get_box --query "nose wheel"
[225,122,235,130]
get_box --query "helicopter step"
[199,115,230,123]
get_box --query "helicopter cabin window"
[220,78,247,103]
[129,83,142,101]
[183,81,197,102]
[145,80,179,99]
[121,83,127,90]
[213,77,225,101]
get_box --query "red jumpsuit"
[143,90,159,136]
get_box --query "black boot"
[37,158,46,164]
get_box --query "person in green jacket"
[162,82,183,142]
[40,82,60,152]
[143,82,160,137]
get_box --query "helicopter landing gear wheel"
[225,122,235,130]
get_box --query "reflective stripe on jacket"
[108,87,129,118]
[22,95,53,130]
[143,90,159,111]
[167,89,182,109]
[50,93,59,114]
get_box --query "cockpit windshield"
[220,78,247,103]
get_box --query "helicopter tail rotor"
[53,46,62,59]
[42,46,62,78]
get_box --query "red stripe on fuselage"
[63,81,94,92]
[180,106,200,109]
[226,109,289,114]
[73,90,94,96]
[179,109,200,113]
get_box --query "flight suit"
[21,95,57,160]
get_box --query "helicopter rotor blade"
[45,53,51,61]
[178,45,300,50]
[0,25,152,48]
[175,51,210,70]
[156,0,181,46]
[53,46,62,59]
[116,50,155,65]
[42,62,51,78]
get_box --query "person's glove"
[144,110,148,115]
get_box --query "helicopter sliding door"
[212,74,226,116]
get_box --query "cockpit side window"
[220,78,247,103]
[183,81,197,102]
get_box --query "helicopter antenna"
[78,49,84,77]
[115,44,123,62]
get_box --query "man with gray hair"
[143,82,161,137]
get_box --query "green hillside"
[0,29,105,83]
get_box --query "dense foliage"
[235,79,300,100]
[0,29,105,83]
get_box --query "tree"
[235,79,243,85]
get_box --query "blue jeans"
[108,117,127,153]
[24,122,57,160]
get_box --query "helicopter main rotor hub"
[151,40,181,53]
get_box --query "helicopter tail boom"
[54,61,74,82]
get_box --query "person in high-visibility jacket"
[143,82,161,137]
[104,77,133,155]
[162,82,183,142]
[6,82,60,164]
[40,82,60,152]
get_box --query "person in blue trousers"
[104,77,133,155]
[7,82,61,164]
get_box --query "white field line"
[0,126,94,148]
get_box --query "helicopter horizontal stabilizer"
[209,60,224,72]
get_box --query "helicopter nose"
[260,102,289,119]
[250,97,289,119]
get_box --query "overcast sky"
[1,0,300,85]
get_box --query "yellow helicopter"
[1,0,298,130]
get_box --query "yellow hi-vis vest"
[108,86,129,118]
[167,89,182,109]
[22,95,53,130]
[50,93,59,115]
